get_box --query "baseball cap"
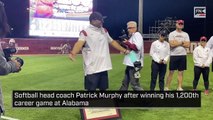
[159,30,167,37]
[176,20,184,24]
[89,12,106,22]
[200,36,207,41]
[127,21,137,27]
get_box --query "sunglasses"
[178,23,184,25]
[200,40,207,42]
[93,18,104,22]
[161,34,166,37]
[127,27,136,29]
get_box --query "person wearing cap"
[193,36,212,95]
[149,31,170,91]
[165,20,190,91]
[69,12,129,91]
[119,21,144,91]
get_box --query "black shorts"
[84,71,108,91]
[169,56,187,71]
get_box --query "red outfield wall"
[1,38,199,54]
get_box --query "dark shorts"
[84,71,108,91]
[169,56,187,71]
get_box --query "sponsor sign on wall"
[194,7,206,18]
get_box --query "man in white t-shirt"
[119,21,144,91]
[165,20,190,91]
[69,12,129,91]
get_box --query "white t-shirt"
[169,30,190,56]
[79,25,113,75]
[150,40,170,63]
[123,32,144,67]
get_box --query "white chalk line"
[1,116,19,120]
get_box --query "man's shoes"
[119,87,127,91]
[204,90,209,95]
[132,86,144,91]
[177,87,183,91]
[119,85,128,91]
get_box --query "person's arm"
[193,47,203,67]
[163,42,170,64]
[182,41,190,48]
[110,40,129,54]
[127,32,143,52]
[169,40,182,48]
[123,40,138,51]
[69,40,85,61]
[150,42,161,63]
[0,50,20,75]
[106,32,129,54]
[168,32,182,48]
[69,31,87,61]
[183,33,190,48]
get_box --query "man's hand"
[159,59,163,64]
[12,59,21,72]
[69,52,76,61]
[123,39,128,43]
[110,40,129,54]
[163,60,167,64]
[124,49,130,55]
[182,41,190,48]
[201,64,205,68]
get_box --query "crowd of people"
[69,12,213,96]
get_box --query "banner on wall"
[194,7,206,18]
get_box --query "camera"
[118,29,129,42]
[117,29,129,49]
[3,48,24,66]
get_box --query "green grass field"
[1,54,213,120]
